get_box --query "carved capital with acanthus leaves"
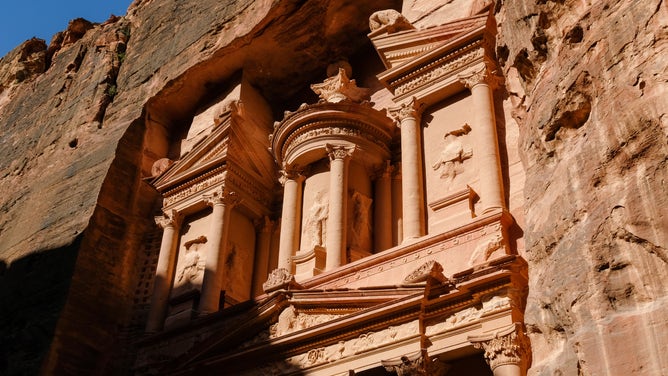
[154,209,183,229]
[458,63,502,90]
[203,186,241,207]
[469,323,530,371]
[326,144,355,161]
[388,97,425,125]
[310,68,370,104]
[278,167,305,187]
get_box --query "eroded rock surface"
[495,0,668,374]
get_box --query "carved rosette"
[203,186,241,207]
[326,144,355,161]
[388,97,425,125]
[469,323,530,371]
[154,209,183,229]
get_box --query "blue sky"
[0,1,133,58]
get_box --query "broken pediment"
[370,12,496,104]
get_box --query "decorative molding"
[469,323,530,371]
[468,234,505,267]
[163,167,227,207]
[426,294,512,336]
[391,42,483,96]
[284,122,390,160]
[154,209,183,229]
[428,185,476,212]
[271,305,343,338]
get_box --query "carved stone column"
[469,323,529,376]
[325,144,354,270]
[146,209,183,332]
[252,216,274,296]
[459,66,505,214]
[199,187,241,314]
[389,98,426,241]
[277,169,305,272]
[374,161,393,252]
[391,163,403,245]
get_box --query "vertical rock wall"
[495,0,668,374]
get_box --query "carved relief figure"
[305,191,328,249]
[432,124,473,186]
[468,234,504,267]
[350,191,372,251]
[177,235,207,284]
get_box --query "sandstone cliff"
[496,0,668,374]
[0,0,666,375]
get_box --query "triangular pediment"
[151,117,232,193]
[370,13,488,70]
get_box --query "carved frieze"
[391,43,484,96]
[163,168,227,207]
[426,294,512,336]
[468,233,505,267]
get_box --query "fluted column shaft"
[390,99,425,241]
[325,144,354,270]
[199,187,240,314]
[374,161,393,252]
[277,170,304,271]
[146,209,182,332]
[461,68,505,213]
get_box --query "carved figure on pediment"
[432,124,473,186]
[468,234,505,267]
[177,236,207,283]
[274,305,298,337]
[350,191,372,251]
[305,191,328,249]
[369,9,415,33]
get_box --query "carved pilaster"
[469,323,530,372]
[326,144,356,161]
[388,97,425,125]
[203,186,241,207]
[154,209,183,229]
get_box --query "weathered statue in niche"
[305,191,328,249]
[176,235,207,286]
[432,124,473,186]
[349,191,372,252]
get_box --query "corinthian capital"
[468,323,529,371]
[326,144,355,161]
[278,166,305,186]
[458,63,500,90]
[154,209,183,229]
[203,186,242,207]
[388,97,425,125]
